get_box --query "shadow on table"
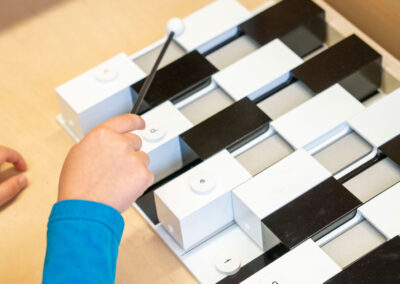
[0,0,67,33]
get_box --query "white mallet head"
[167,17,185,37]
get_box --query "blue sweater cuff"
[49,200,125,241]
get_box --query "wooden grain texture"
[0,1,265,283]
[326,0,400,61]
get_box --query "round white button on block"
[94,65,119,83]
[190,172,215,194]
[142,123,166,142]
[215,252,241,276]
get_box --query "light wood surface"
[0,1,265,283]
[1,1,400,283]
[326,0,400,61]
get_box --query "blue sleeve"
[42,200,124,284]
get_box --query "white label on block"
[359,182,400,240]
[133,101,193,182]
[155,150,251,250]
[349,88,400,147]
[233,149,331,248]
[175,0,252,52]
[134,101,193,153]
[179,224,264,283]
[213,39,303,101]
[271,84,365,150]
[241,239,342,284]
[56,53,146,139]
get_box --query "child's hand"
[58,114,154,212]
[0,146,28,206]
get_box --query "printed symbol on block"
[142,122,166,142]
[190,172,216,194]
[94,64,119,82]
[215,252,241,276]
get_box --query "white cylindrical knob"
[141,122,166,142]
[166,17,185,37]
[190,172,216,195]
[215,252,241,276]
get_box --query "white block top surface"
[349,88,400,147]
[241,239,341,284]
[271,84,365,149]
[56,53,145,113]
[175,0,252,52]
[155,150,251,218]
[233,149,331,219]
[213,39,303,101]
[133,101,193,153]
[359,182,400,240]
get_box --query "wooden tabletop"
[0,1,265,283]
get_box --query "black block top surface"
[181,98,271,160]
[325,236,400,283]
[379,134,400,167]
[263,177,361,248]
[239,0,324,46]
[291,34,381,94]
[131,51,218,109]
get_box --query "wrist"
[58,191,123,212]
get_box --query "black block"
[239,0,326,57]
[181,98,271,160]
[131,51,218,113]
[292,34,382,101]
[135,191,159,224]
[262,177,361,249]
[325,236,400,283]
[379,134,400,167]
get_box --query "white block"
[175,0,252,53]
[213,39,303,101]
[349,88,400,147]
[359,182,400,240]
[133,101,193,182]
[271,84,365,150]
[233,150,331,248]
[182,224,263,283]
[155,150,251,250]
[56,53,145,140]
[241,239,341,284]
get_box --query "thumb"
[0,175,28,206]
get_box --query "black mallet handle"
[131,32,175,114]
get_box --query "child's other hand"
[0,146,28,206]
